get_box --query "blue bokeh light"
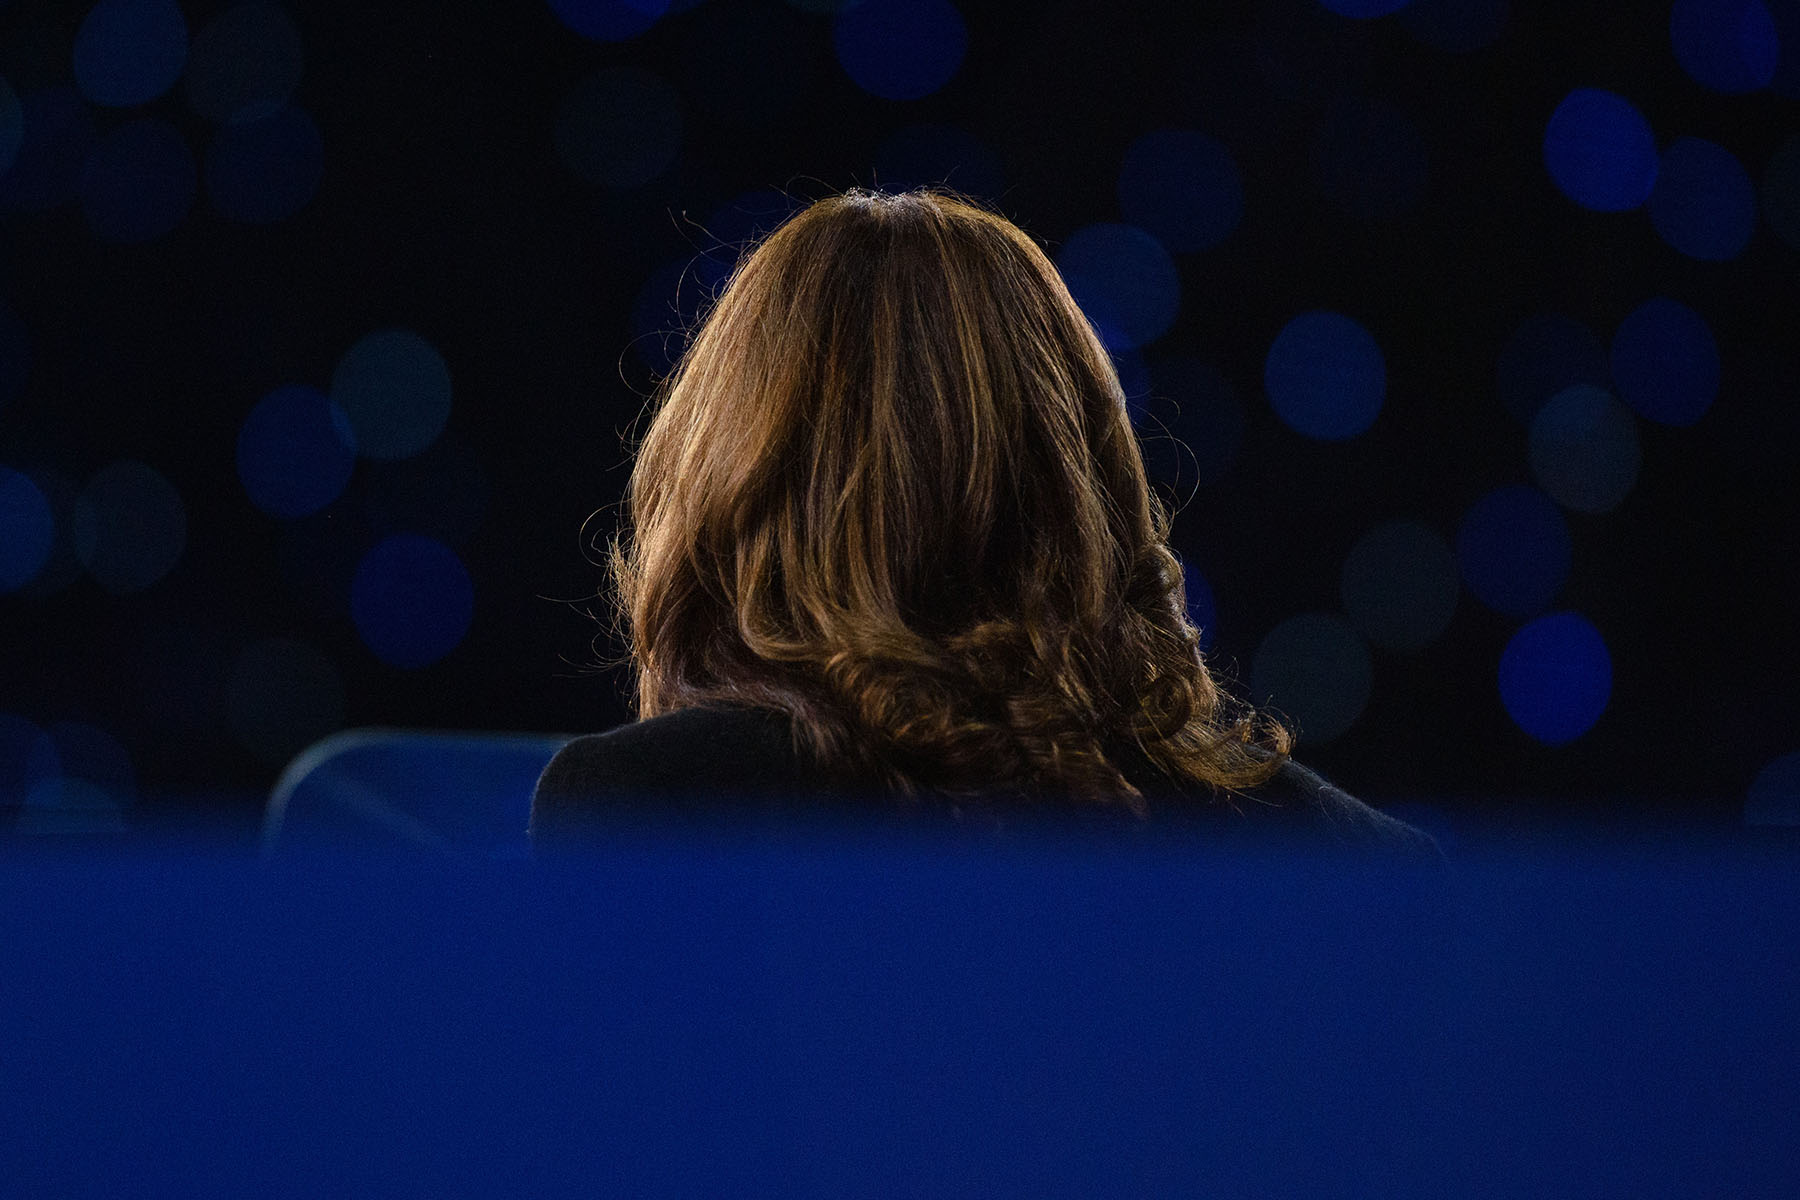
[873,123,1005,203]
[1495,311,1609,424]
[1055,223,1181,352]
[1648,137,1755,261]
[1340,519,1460,652]
[1745,750,1800,826]
[1264,310,1386,440]
[0,467,55,593]
[1251,613,1373,746]
[1179,559,1219,654]
[73,0,189,108]
[226,636,346,764]
[0,87,99,212]
[351,535,475,669]
[331,329,453,461]
[1498,612,1612,745]
[1610,296,1719,427]
[832,0,968,102]
[1399,0,1508,53]
[547,0,671,42]
[184,0,305,125]
[1764,132,1800,251]
[1134,354,1245,487]
[1118,129,1245,253]
[1312,97,1429,220]
[1529,385,1642,514]
[205,105,323,224]
[71,460,187,594]
[1316,0,1414,16]
[237,384,358,519]
[0,714,60,807]
[15,468,80,598]
[1543,88,1658,212]
[554,66,682,190]
[1455,484,1571,617]
[0,75,22,177]
[79,117,197,244]
[1670,0,1779,94]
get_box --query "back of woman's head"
[604,185,1290,813]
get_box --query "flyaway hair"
[597,186,1291,815]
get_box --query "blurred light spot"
[873,123,1005,203]
[1312,97,1429,220]
[0,467,54,592]
[1543,88,1658,212]
[0,714,60,807]
[1495,311,1608,424]
[0,302,25,413]
[1118,129,1244,253]
[351,534,475,669]
[331,329,453,461]
[1134,354,1245,487]
[1251,613,1372,746]
[0,75,22,176]
[79,117,196,243]
[1528,385,1641,514]
[1264,310,1385,440]
[236,383,357,518]
[1398,0,1508,53]
[1745,750,1800,826]
[226,636,346,765]
[554,66,681,190]
[629,256,714,375]
[1498,612,1611,745]
[362,437,487,546]
[73,0,188,108]
[676,2,817,129]
[19,720,134,834]
[1339,519,1459,651]
[832,0,968,101]
[1180,558,1218,653]
[1670,0,1778,93]
[16,467,81,598]
[1764,132,1800,250]
[547,0,671,42]
[1055,223,1180,351]
[204,105,323,223]
[184,0,304,125]
[1610,296,1719,427]
[0,87,98,212]
[1455,484,1570,617]
[71,460,186,594]
[1648,136,1755,261]
[693,189,803,289]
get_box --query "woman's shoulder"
[533,705,1444,861]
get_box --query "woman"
[532,186,1437,856]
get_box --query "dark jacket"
[531,704,1445,861]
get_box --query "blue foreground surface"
[2,827,1795,1198]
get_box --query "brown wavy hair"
[595,185,1291,816]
